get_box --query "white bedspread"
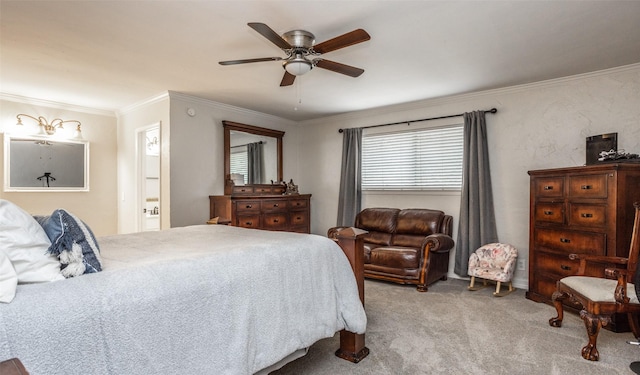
[0,225,366,375]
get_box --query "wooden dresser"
[527,163,640,330]
[210,184,311,233]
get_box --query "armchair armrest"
[423,233,455,254]
[568,253,628,276]
[327,226,351,239]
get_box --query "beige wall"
[298,63,640,289]
[0,98,118,236]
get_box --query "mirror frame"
[223,120,284,195]
[3,134,90,192]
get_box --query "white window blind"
[362,124,463,190]
[230,146,248,184]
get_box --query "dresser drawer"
[534,202,564,224]
[534,228,605,255]
[568,203,607,228]
[290,211,309,227]
[262,213,288,230]
[236,214,260,229]
[568,174,608,199]
[535,251,602,278]
[261,200,287,212]
[232,186,254,194]
[235,200,260,213]
[289,198,309,209]
[534,177,564,198]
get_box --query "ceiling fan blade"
[219,57,283,65]
[313,29,370,54]
[315,59,365,77]
[248,22,292,50]
[280,71,296,86]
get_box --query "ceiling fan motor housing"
[282,30,315,49]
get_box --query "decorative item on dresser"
[527,163,640,332]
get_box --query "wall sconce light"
[16,114,82,139]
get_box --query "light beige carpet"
[272,278,639,374]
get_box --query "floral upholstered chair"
[468,243,518,297]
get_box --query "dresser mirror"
[223,120,283,195]
[4,135,89,192]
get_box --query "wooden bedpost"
[333,227,370,363]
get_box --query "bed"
[0,201,367,375]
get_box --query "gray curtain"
[454,111,498,276]
[336,128,363,226]
[247,142,263,184]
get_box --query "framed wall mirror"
[4,135,89,192]
[223,121,283,195]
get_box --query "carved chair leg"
[579,311,610,361]
[549,290,566,328]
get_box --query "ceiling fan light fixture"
[284,57,313,76]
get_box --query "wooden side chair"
[549,202,640,361]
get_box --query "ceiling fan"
[219,22,371,86]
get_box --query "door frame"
[136,122,161,232]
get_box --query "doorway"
[137,124,161,231]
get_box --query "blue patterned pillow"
[34,209,102,278]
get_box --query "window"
[230,146,248,184]
[362,124,463,191]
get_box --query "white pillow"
[0,250,17,303]
[0,199,64,283]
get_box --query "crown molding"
[116,91,170,116]
[302,62,640,126]
[0,92,116,117]
[167,91,297,126]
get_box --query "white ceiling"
[2,1,640,121]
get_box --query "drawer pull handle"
[245,222,253,226]
[581,185,592,190]
[560,238,571,243]
[273,219,279,223]
[580,213,593,218]
[543,210,553,215]
[560,265,571,271]
[273,204,279,207]
[245,205,252,209]
[543,186,554,190]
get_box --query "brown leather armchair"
[329,208,454,291]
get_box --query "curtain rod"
[231,140,264,148]
[338,108,497,133]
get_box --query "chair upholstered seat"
[560,276,639,304]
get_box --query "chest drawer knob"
[560,264,571,271]
[245,204,252,209]
[543,186,554,190]
[544,210,553,215]
[273,219,279,223]
[560,237,571,243]
[581,185,592,190]
[580,213,593,218]
[273,204,279,207]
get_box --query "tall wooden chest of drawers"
[527,164,640,329]
[209,186,311,233]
